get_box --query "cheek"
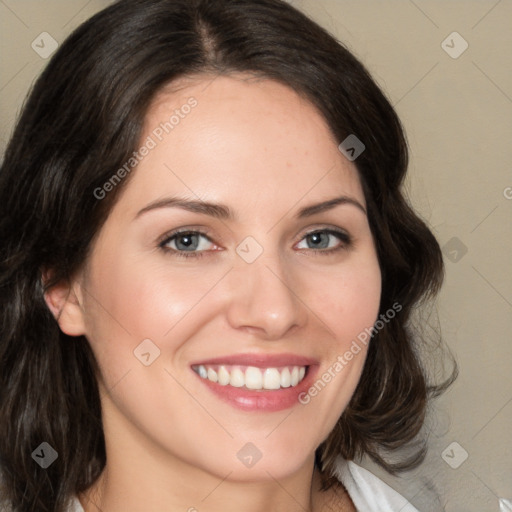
[81,250,230,380]
[302,251,382,342]
[339,263,381,336]
[295,250,381,426]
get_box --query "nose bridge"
[225,241,304,339]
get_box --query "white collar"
[331,456,420,512]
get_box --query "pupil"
[177,234,197,250]
[309,232,328,249]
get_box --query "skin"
[46,74,381,512]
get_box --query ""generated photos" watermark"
[298,301,402,405]
[93,97,198,200]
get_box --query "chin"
[195,436,317,483]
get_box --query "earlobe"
[43,274,87,337]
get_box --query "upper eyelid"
[295,228,351,248]
[158,227,214,246]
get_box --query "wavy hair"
[0,0,456,509]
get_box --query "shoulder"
[331,456,420,512]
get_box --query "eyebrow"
[135,195,367,221]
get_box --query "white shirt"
[68,457,419,511]
[332,456,420,511]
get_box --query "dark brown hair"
[0,0,456,509]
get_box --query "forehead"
[118,73,365,217]
[147,73,339,154]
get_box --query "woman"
[0,0,455,510]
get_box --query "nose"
[224,254,307,341]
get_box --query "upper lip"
[190,353,318,368]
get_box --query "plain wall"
[1,1,511,510]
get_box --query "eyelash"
[158,227,352,259]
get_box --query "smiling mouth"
[192,364,308,391]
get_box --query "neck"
[80,456,322,512]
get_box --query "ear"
[42,270,87,337]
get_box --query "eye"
[158,227,351,259]
[160,230,217,257]
[295,229,351,253]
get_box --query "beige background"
[1,1,511,510]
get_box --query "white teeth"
[218,365,230,386]
[195,364,308,390]
[280,367,291,388]
[198,365,207,379]
[245,366,263,390]
[291,366,299,386]
[230,367,245,387]
[207,367,218,383]
[263,368,281,390]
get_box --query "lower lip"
[194,366,318,412]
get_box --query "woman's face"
[69,75,381,482]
